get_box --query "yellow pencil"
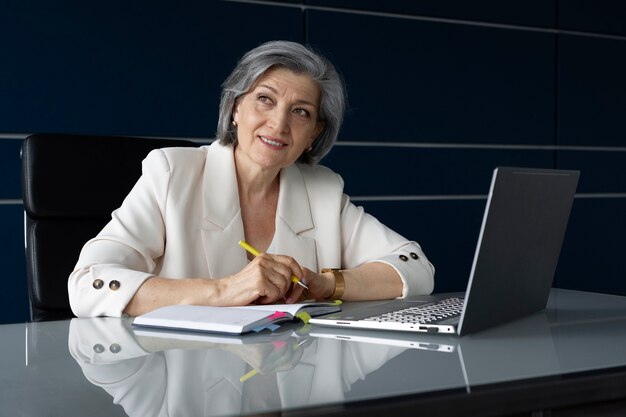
[238,240,309,289]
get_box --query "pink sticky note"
[268,311,286,320]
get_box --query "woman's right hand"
[124,253,307,316]
[216,252,306,306]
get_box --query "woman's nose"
[267,110,290,133]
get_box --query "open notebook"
[132,301,341,335]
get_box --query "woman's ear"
[232,99,241,124]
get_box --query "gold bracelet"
[321,268,345,300]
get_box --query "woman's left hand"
[290,268,334,302]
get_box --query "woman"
[68,40,434,317]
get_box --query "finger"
[300,268,326,300]
[284,277,306,303]
[261,267,294,301]
[221,272,277,306]
[270,254,305,284]
[256,256,297,294]
[257,253,306,294]
[248,254,301,301]
[243,258,286,301]
[255,279,283,304]
[291,267,317,302]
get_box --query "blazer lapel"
[199,144,318,278]
[199,142,247,278]
[273,165,318,271]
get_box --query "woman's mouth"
[259,136,287,148]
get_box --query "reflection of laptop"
[313,310,561,394]
[310,167,579,336]
[310,326,456,352]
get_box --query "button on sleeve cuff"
[69,264,154,318]
[370,244,435,298]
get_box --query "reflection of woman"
[68,318,407,416]
[68,40,434,318]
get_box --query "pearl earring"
[232,120,237,127]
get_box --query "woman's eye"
[257,95,272,104]
[293,108,310,118]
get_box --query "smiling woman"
[232,67,324,175]
[67,41,435,318]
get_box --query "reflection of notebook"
[132,321,311,352]
[310,167,579,336]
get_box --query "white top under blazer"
[68,141,434,317]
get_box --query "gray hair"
[216,40,346,164]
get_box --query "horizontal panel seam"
[4,134,626,152]
[334,142,626,152]
[0,199,23,205]
[575,193,626,199]
[220,0,626,40]
[0,134,27,140]
[351,193,626,201]
[0,133,214,144]
[353,195,488,201]
[2,194,625,206]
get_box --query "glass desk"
[3,288,626,417]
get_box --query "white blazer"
[68,141,434,317]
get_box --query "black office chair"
[21,133,197,321]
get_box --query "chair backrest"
[21,133,198,321]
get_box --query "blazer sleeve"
[338,185,435,298]
[68,149,171,317]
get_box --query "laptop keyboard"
[363,297,464,324]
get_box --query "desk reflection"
[68,307,575,417]
[68,318,408,416]
[7,290,626,417]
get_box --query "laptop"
[310,167,580,336]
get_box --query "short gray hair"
[216,40,346,164]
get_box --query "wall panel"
[306,0,556,28]
[307,10,556,144]
[0,139,23,199]
[557,150,626,194]
[557,35,626,147]
[0,1,303,138]
[558,0,626,36]
[0,205,29,324]
[323,146,554,196]
[555,198,626,294]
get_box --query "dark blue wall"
[1,0,625,323]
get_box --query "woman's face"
[233,67,324,173]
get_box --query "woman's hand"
[217,253,307,305]
[297,268,335,301]
[222,336,312,376]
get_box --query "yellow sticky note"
[296,311,312,324]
